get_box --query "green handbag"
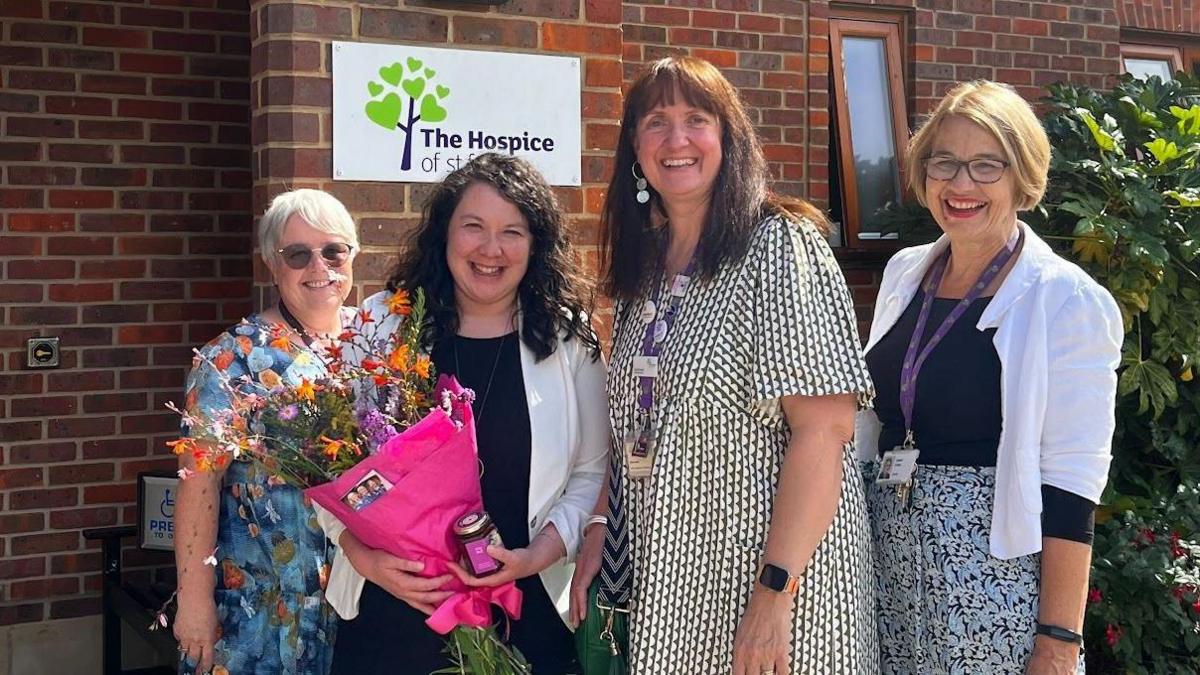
[574,578,629,675]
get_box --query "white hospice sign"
[333,42,582,186]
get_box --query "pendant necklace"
[453,333,508,426]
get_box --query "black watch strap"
[1035,622,1083,645]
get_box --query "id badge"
[669,274,690,297]
[631,355,659,379]
[624,424,657,479]
[875,447,920,486]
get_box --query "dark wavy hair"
[600,56,828,301]
[386,153,598,362]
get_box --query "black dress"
[330,333,578,675]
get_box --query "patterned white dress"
[609,216,879,674]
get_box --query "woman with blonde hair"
[859,81,1123,673]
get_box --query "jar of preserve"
[454,510,505,577]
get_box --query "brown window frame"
[1120,43,1185,79]
[828,13,910,251]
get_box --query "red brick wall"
[1116,0,1200,32]
[0,0,250,625]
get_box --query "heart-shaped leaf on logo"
[435,85,450,99]
[401,77,425,99]
[406,57,423,72]
[424,68,436,78]
[378,62,403,86]
[365,92,403,129]
[367,81,384,97]
[420,93,447,123]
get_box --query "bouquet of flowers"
[165,289,530,674]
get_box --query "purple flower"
[357,407,398,453]
[278,404,299,421]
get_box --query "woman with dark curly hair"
[323,153,609,675]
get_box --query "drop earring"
[631,162,650,204]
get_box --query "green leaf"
[1076,108,1117,152]
[1144,138,1181,164]
[1165,189,1200,207]
[1170,104,1200,134]
[1118,356,1178,417]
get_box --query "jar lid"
[454,510,492,537]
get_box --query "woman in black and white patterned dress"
[569,56,877,675]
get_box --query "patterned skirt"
[865,464,1085,675]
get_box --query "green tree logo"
[364,57,450,171]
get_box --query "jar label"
[464,538,499,575]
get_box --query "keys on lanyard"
[881,229,1022,506]
[625,260,695,480]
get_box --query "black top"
[331,333,577,675]
[866,290,1095,544]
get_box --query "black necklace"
[277,298,318,348]
[453,333,508,426]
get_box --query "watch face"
[759,564,788,591]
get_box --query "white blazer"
[318,291,609,625]
[855,222,1123,559]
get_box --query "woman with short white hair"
[174,189,360,675]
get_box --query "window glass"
[842,36,901,238]
[1123,57,1174,81]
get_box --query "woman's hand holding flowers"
[341,530,453,616]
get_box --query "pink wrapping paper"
[306,375,522,634]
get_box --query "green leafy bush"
[1034,74,1200,674]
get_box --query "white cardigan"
[317,291,609,625]
[855,223,1123,559]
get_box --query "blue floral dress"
[181,316,337,675]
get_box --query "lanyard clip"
[903,429,916,450]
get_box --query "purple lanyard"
[898,231,1021,443]
[636,256,699,413]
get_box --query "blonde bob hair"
[905,80,1051,212]
[258,189,359,262]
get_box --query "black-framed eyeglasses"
[922,156,1010,184]
[276,243,354,270]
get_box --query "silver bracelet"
[584,514,608,534]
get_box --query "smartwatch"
[757,563,799,595]
[1035,622,1084,645]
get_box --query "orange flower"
[166,438,194,455]
[371,373,389,387]
[214,350,235,371]
[324,343,344,362]
[413,355,432,379]
[357,308,375,324]
[318,435,343,460]
[295,378,316,401]
[269,335,291,351]
[361,358,383,372]
[338,329,358,342]
[385,290,412,316]
[387,344,410,373]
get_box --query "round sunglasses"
[276,242,354,270]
